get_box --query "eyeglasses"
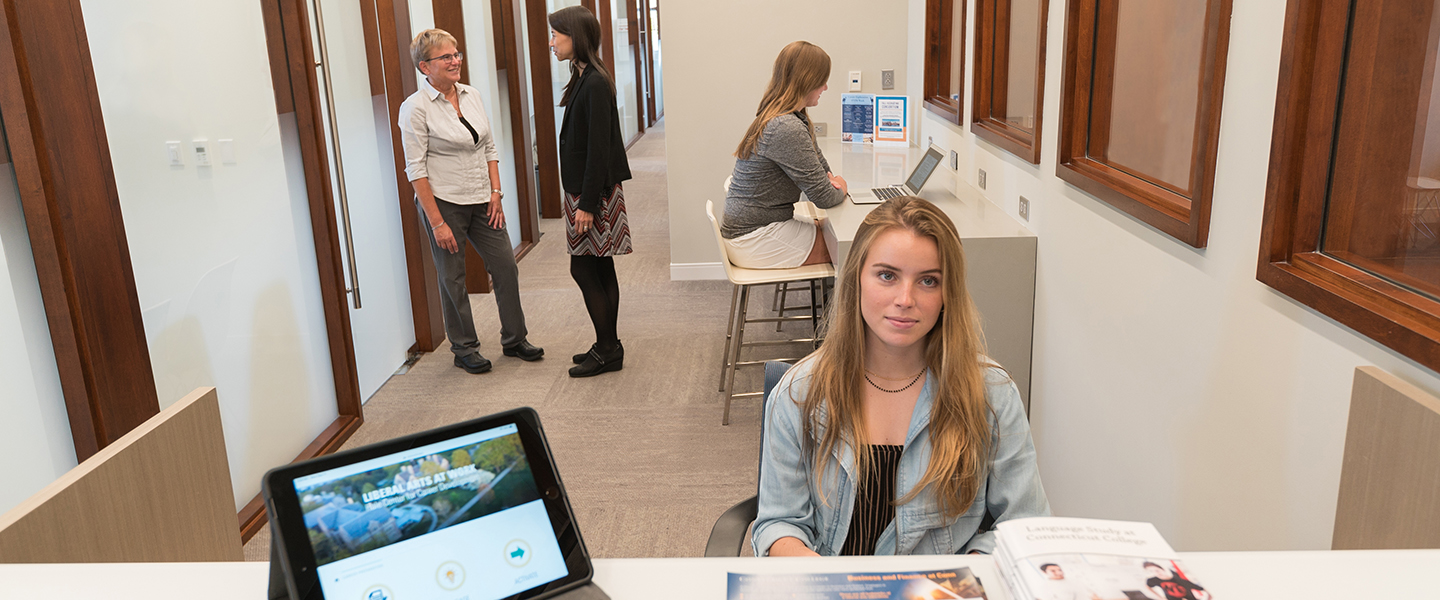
[424,51,464,63]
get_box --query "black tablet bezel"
[262,407,592,600]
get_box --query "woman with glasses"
[548,7,634,378]
[399,29,544,374]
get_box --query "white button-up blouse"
[398,78,501,206]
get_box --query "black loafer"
[454,352,492,374]
[502,340,545,361]
[569,343,623,378]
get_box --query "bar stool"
[706,200,834,425]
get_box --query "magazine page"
[1007,555,1211,600]
[727,568,988,600]
[995,518,1177,560]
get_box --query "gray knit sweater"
[721,113,846,239]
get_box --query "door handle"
[310,0,362,309]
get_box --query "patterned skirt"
[564,184,633,256]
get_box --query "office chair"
[704,360,792,557]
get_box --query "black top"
[458,115,480,145]
[558,64,633,214]
[1147,573,1206,600]
[840,444,903,555]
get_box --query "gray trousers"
[423,199,528,356]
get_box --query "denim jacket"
[752,358,1050,556]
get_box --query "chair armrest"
[703,496,759,557]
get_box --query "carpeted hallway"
[244,120,799,560]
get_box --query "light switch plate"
[1019,196,1030,221]
[978,168,987,190]
[949,150,958,171]
[166,141,183,167]
[849,70,862,91]
[218,138,236,164]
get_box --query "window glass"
[948,0,965,104]
[1322,0,1440,301]
[1092,0,1205,192]
[1003,0,1042,131]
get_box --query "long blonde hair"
[734,41,831,159]
[801,196,995,520]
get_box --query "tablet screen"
[291,423,568,600]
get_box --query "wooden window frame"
[972,0,1048,164]
[1259,0,1440,372]
[924,0,967,125]
[1056,0,1232,248]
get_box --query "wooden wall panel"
[1333,366,1440,550]
[0,0,160,460]
[0,388,241,563]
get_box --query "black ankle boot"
[572,343,599,365]
[569,341,623,377]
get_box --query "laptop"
[848,144,946,204]
[263,408,602,600]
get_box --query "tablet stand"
[266,526,609,600]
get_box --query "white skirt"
[725,218,816,269]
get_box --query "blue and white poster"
[874,95,910,146]
[841,93,875,143]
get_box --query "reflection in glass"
[1323,0,1440,301]
[1002,0,1042,131]
[1093,0,1205,192]
[611,0,639,142]
[648,2,663,116]
[948,1,964,104]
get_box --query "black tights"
[570,255,620,350]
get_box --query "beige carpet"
[243,120,817,560]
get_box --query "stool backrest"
[704,199,741,282]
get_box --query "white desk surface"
[812,140,1034,243]
[5,550,1438,599]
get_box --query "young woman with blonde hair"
[721,41,848,269]
[753,196,1049,556]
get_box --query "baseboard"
[670,262,727,281]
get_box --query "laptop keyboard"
[870,187,904,200]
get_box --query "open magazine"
[995,517,1212,600]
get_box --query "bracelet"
[431,221,445,230]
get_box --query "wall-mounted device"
[849,71,862,92]
[192,139,211,166]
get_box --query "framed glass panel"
[924,0,966,125]
[972,0,1048,163]
[1261,0,1440,372]
[1056,0,1231,248]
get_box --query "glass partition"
[611,0,640,142]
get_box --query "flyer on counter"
[726,567,988,600]
[841,93,875,143]
[873,95,910,146]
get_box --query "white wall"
[905,0,1440,550]
[0,154,76,516]
[663,0,910,274]
[80,0,341,510]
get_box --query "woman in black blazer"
[549,6,633,378]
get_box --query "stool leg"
[774,283,788,332]
[719,284,739,392]
[772,282,784,312]
[723,284,752,426]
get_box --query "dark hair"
[548,6,614,106]
[1040,564,1060,572]
[1141,562,1165,570]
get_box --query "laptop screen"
[905,148,944,193]
[292,423,568,600]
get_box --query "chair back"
[0,387,242,562]
[758,360,791,493]
[704,200,741,282]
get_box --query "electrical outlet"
[1018,196,1030,221]
[978,168,987,190]
[881,69,895,90]
[949,150,958,171]
[814,122,828,137]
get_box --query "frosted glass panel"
[0,110,76,515]
[649,3,663,116]
[80,0,340,510]
[309,0,416,401]
[612,0,639,143]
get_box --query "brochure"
[995,517,1213,600]
[726,568,989,600]
[841,93,875,143]
[874,95,910,146]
